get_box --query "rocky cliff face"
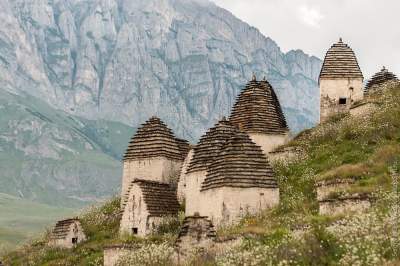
[0,0,321,206]
[1,0,321,141]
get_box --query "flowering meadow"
[2,84,400,265]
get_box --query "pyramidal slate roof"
[229,77,289,134]
[365,66,398,92]
[319,38,363,81]
[176,138,191,159]
[124,116,188,161]
[201,132,277,191]
[134,179,180,217]
[175,214,217,247]
[186,118,238,174]
[50,218,80,240]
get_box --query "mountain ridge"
[0,0,320,210]
[1,0,321,141]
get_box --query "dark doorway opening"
[72,237,78,244]
[339,98,347,105]
[132,228,138,234]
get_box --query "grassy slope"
[0,88,134,207]
[0,193,75,254]
[2,84,400,265]
[216,84,400,265]
[0,89,135,251]
[1,197,182,265]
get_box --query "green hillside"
[0,193,75,254]
[0,88,136,251]
[0,88,135,207]
[2,84,400,265]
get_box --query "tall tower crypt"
[319,38,364,122]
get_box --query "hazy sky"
[212,0,400,79]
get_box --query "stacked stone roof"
[123,116,188,161]
[201,132,277,191]
[365,67,398,92]
[176,138,191,159]
[186,118,238,174]
[319,38,363,80]
[134,179,180,217]
[50,218,80,240]
[175,214,216,247]
[229,77,289,134]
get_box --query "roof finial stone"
[339,37,343,43]
[252,73,257,81]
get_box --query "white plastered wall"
[177,149,194,204]
[199,187,279,227]
[120,184,150,236]
[184,170,207,216]
[121,157,182,200]
[320,78,364,122]
[248,133,289,156]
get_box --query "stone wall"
[248,133,289,156]
[319,198,371,215]
[120,183,176,236]
[316,179,355,201]
[104,245,134,266]
[320,78,364,122]
[177,149,194,204]
[121,157,182,205]
[269,146,302,164]
[120,184,150,236]
[199,187,279,227]
[317,179,373,215]
[349,102,377,117]
[185,170,207,216]
[320,95,349,122]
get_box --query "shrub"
[154,212,185,236]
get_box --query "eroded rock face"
[0,0,321,207]
[2,0,322,141]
